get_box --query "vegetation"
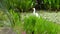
[0,0,60,11]
[0,0,60,34]
[36,0,60,10]
[9,9,21,34]
[24,15,60,34]
[0,0,34,12]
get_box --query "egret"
[33,8,40,17]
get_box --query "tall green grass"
[0,0,34,12]
[9,9,21,34]
[0,10,12,27]
[44,0,60,10]
[24,15,60,34]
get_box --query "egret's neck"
[33,8,35,14]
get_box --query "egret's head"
[33,8,35,11]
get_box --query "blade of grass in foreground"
[9,9,22,34]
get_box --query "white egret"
[33,8,40,17]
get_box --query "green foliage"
[24,15,59,34]
[0,10,12,27]
[0,0,34,12]
[0,0,60,11]
[35,17,58,34]
[24,15,38,34]
[9,9,21,34]
[44,0,60,10]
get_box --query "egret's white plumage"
[33,8,35,14]
[33,8,39,17]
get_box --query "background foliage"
[0,0,60,11]
[0,0,34,12]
